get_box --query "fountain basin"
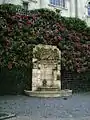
[24,89,72,98]
[37,86,60,91]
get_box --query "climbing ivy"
[0,4,90,73]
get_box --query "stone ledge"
[0,113,16,120]
[24,89,72,98]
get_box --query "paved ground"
[0,93,90,120]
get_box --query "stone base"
[37,86,60,91]
[24,89,72,98]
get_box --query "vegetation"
[0,4,90,94]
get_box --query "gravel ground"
[0,93,90,120]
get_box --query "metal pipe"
[75,0,78,17]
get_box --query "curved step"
[24,89,72,98]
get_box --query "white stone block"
[32,44,61,90]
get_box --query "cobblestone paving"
[0,93,90,120]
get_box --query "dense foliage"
[0,4,90,73]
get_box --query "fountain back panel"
[24,44,72,97]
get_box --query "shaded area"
[0,113,7,117]
[0,67,32,95]
[61,70,90,92]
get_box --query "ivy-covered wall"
[0,4,90,94]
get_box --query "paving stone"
[0,93,90,120]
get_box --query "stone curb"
[0,113,16,120]
[5,116,90,120]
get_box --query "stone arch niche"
[32,44,61,91]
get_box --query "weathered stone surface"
[24,89,72,97]
[32,44,61,91]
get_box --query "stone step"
[24,89,72,98]
[37,86,60,91]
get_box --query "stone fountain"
[24,44,72,97]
